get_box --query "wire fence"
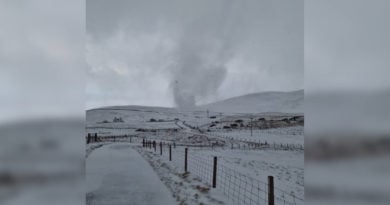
[86,133,143,144]
[86,132,303,152]
[86,133,303,204]
[212,135,304,151]
[141,139,304,205]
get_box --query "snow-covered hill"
[199,90,303,114]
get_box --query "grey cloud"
[305,0,390,93]
[0,0,84,123]
[86,0,303,108]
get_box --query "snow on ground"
[191,148,304,196]
[86,103,304,205]
[200,90,303,114]
[139,144,303,204]
[208,126,304,146]
[137,146,233,205]
[86,143,177,205]
[86,142,111,158]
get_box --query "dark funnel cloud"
[171,1,236,108]
[86,0,303,108]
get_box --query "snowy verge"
[86,142,110,158]
[136,146,232,205]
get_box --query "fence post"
[87,133,90,144]
[95,133,98,143]
[169,145,172,161]
[268,176,274,205]
[160,142,162,155]
[153,141,156,152]
[184,148,188,172]
[142,139,145,147]
[212,156,217,188]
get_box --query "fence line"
[141,139,303,205]
[86,133,144,144]
[86,134,303,205]
[213,135,304,151]
[87,133,303,153]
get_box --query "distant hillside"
[199,90,303,114]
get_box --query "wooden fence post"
[153,141,156,152]
[160,142,162,155]
[212,156,217,188]
[87,133,90,144]
[268,176,274,205]
[184,148,188,172]
[169,145,172,161]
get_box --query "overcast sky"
[0,0,84,123]
[1,0,388,121]
[305,0,390,135]
[305,0,390,94]
[86,0,303,109]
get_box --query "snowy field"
[86,106,304,205]
[208,126,304,147]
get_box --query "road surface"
[86,143,176,205]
